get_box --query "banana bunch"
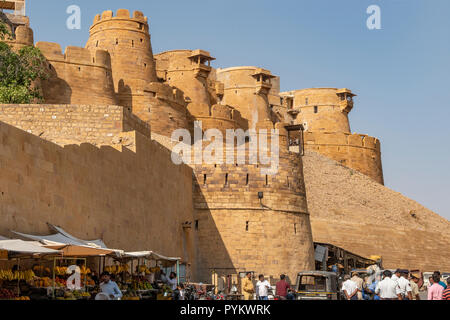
[104,264,129,274]
[54,266,68,276]
[0,269,35,281]
[80,266,91,275]
[138,265,151,274]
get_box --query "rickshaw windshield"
[297,275,327,292]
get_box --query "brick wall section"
[0,104,150,146]
[0,121,196,276]
[302,150,450,271]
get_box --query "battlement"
[303,131,383,184]
[92,9,148,26]
[36,42,112,69]
[304,132,380,150]
[144,82,186,107]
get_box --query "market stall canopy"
[11,225,124,257]
[0,239,61,258]
[122,251,181,267]
[42,244,115,257]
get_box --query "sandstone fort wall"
[0,120,197,276]
[0,104,150,146]
[36,42,117,106]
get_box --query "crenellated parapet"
[304,131,384,184]
[36,42,117,106]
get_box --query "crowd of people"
[241,272,295,300]
[341,269,449,301]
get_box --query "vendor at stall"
[99,272,122,300]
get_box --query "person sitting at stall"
[99,272,122,300]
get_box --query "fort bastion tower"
[280,88,384,184]
[86,9,158,115]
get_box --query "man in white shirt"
[375,270,401,300]
[256,274,271,300]
[391,269,401,283]
[341,275,358,300]
[397,270,413,300]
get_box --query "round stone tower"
[86,9,158,110]
[154,49,216,118]
[284,88,355,133]
[215,67,275,128]
[191,119,315,283]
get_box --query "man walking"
[241,272,255,300]
[341,275,358,300]
[375,270,402,300]
[256,274,271,301]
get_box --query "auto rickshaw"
[294,271,339,300]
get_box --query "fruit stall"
[105,251,181,300]
[0,239,61,300]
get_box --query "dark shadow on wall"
[118,80,132,110]
[192,175,236,283]
[40,66,72,104]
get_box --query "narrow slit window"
[246,174,249,186]
[265,175,268,186]
[195,220,199,231]
[246,221,249,232]
[116,39,119,45]
[132,40,134,47]
[294,223,297,234]
[314,106,318,113]
[203,174,207,185]
[225,173,229,186]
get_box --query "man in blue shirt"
[99,272,123,300]
[434,271,447,289]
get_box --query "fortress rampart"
[86,9,158,110]
[0,104,149,146]
[216,67,275,128]
[303,131,384,184]
[155,49,216,119]
[36,42,117,106]
[191,121,314,282]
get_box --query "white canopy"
[123,251,181,262]
[0,239,60,256]
[12,225,123,257]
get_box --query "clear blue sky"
[25,0,450,219]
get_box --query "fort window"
[116,39,119,45]
[96,41,99,47]
[140,38,143,42]
[195,220,199,230]
[92,58,95,63]
[225,173,229,186]
[246,221,249,232]
[144,63,147,68]
[305,98,308,105]
[265,175,269,186]
[78,67,81,72]
[203,174,207,185]
[246,174,249,185]
[294,223,297,234]
[132,40,134,47]
[314,106,318,113]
